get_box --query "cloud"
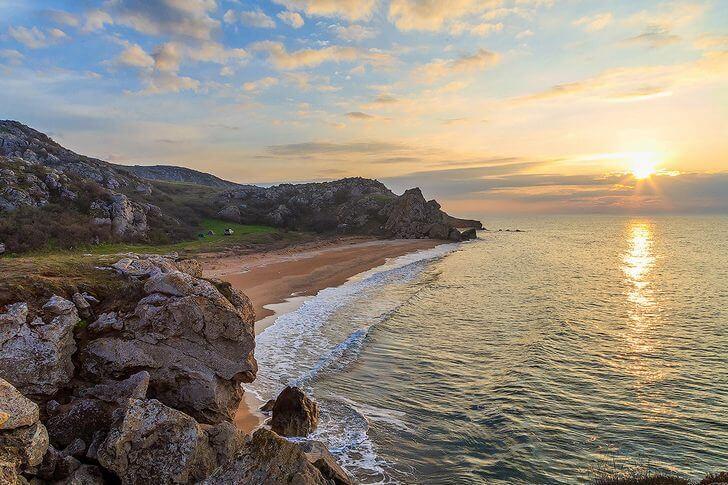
[83,10,114,32]
[152,42,182,72]
[272,0,378,21]
[414,48,500,83]
[624,28,681,48]
[346,111,375,120]
[7,26,66,49]
[278,11,305,28]
[251,41,360,69]
[573,12,613,32]
[46,10,80,27]
[267,141,404,156]
[243,76,279,92]
[516,29,533,39]
[372,94,399,104]
[388,0,483,31]
[513,51,728,104]
[109,0,220,40]
[239,9,277,28]
[116,42,155,69]
[140,72,200,94]
[0,49,24,65]
[330,24,377,41]
[693,34,728,51]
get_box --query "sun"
[630,156,658,180]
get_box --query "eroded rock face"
[383,188,459,240]
[81,256,257,424]
[98,398,216,484]
[0,379,50,481]
[0,297,78,398]
[300,441,354,485]
[271,386,319,437]
[205,428,329,485]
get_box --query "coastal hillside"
[0,120,480,255]
[120,164,242,189]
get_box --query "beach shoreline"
[201,237,443,434]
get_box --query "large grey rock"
[271,386,319,437]
[205,428,328,485]
[0,298,78,397]
[0,377,39,430]
[45,398,112,449]
[97,398,216,484]
[80,257,257,424]
[0,422,49,468]
[383,187,456,240]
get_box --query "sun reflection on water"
[623,222,655,309]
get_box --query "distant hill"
[0,120,481,254]
[120,164,241,189]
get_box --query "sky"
[0,0,726,215]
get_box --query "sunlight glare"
[630,156,658,180]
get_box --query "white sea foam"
[247,242,458,482]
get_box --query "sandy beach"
[201,237,442,433]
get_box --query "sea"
[245,215,728,484]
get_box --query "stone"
[80,256,257,424]
[71,293,92,319]
[0,243,5,255]
[87,312,123,333]
[62,438,86,459]
[270,386,319,437]
[204,421,245,468]
[204,428,328,485]
[0,299,78,397]
[97,399,216,484]
[260,399,276,413]
[45,399,112,449]
[460,228,477,240]
[78,371,150,403]
[0,422,49,467]
[300,441,354,485]
[0,378,39,430]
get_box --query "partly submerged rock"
[270,386,319,437]
[460,227,477,240]
[204,428,329,485]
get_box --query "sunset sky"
[1,0,726,215]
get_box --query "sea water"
[246,215,728,484]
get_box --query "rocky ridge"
[0,253,353,484]
[216,181,482,241]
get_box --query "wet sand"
[201,237,442,433]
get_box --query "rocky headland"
[0,120,481,255]
[0,253,353,484]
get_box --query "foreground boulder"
[98,398,217,484]
[80,256,257,424]
[0,379,50,481]
[0,297,78,398]
[205,428,329,485]
[271,386,319,437]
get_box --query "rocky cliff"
[216,180,482,241]
[0,120,481,254]
[0,254,351,484]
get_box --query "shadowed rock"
[205,428,329,485]
[271,386,319,437]
[300,441,354,485]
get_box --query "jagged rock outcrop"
[0,253,351,484]
[271,386,319,437]
[216,177,482,241]
[205,428,330,485]
[0,379,50,482]
[81,256,257,424]
[0,297,78,398]
[97,398,218,484]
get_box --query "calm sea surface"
[248,215,728,484]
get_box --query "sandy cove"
[201,237,442,433]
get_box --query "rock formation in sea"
[0,253,353,484]
[270,386,320,437]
